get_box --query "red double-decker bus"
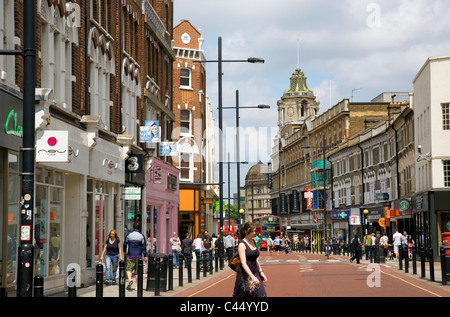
[218,220,235,237]
[253,215,281,250]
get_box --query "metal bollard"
[96,263,103,297]
[119,260,125,297]
[209,250,213,274]
[154,258,161,296]
[428,248,434,282]
[187,253,192,283]
[420,247,426,278]
[179,254,184,287]
[137,258,143,297]
[34,275,44,297]
[412,246,417,275]
[405,249,409,273]
[67,268,77,297]
[440,246,447,286]
[398,247,403,270]
[168,254,173,291]
[215,251,219,272]
[196,251,201,280]
[203,251,208,278]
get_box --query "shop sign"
[331,210,350,220]
[4,109,23,138]
[349,215,361,225]
[36,130,68,162]
[123,187,141,200]
[125,154,143,173]
[399,199,410,211]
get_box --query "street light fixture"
[200,37,264,269]
[302,135,328,251]
[223,89,270,230]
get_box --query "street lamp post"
[0,1,37,297]
[223,89,270,230]
[207,37,264,269]
[302,135,328,251]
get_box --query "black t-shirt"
[105,239,120,256]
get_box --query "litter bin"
[146,253,168,292]
[442,232,450,254]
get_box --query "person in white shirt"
[392,229,402,260]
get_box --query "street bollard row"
[27,249,225,297]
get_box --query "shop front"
[413,191,450,258]
[145,158,179,254]
[0,87,22,295]
[330,209,350,244]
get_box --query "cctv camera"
[418,144,422,154]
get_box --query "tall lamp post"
[0,1,37,296]
[302,135,328,250]
[223,89,270,229]
[226,153,248,233]
[201,37,264,269]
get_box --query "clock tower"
[277,68,320,128]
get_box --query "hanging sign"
[36,130,68,162]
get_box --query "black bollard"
[203,251,208,278]
[119,260,125,297]
[405,250,409,273]
[187,253,192,283]
[154,258,160,296]
[137,258,143,297]
[420,247,426,278]
[440,246,447,286]
[398,247,403,270]
[179,255,184,287]
[215,251,219,273]
[428,248,434,282]
[33,275,44,297]
[412,246,417,275]
[196,251,201,280]
[168,254,173,291]
[96,263,103,297]
[67,268,77,297]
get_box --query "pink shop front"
[145,158,179,255]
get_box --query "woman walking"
[101,229,123,285]
[232,222,268,297]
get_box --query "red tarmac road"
[173,251,450,298]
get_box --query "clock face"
[181,32,191,44]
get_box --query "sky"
[173,0,450,197]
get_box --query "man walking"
[123,221,147,291]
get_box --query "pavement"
[47,250,449,297]
[49,258,234,298]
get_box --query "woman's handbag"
[228,251,241,271]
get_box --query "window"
[444,161,450,187]
[180,68,191,87]
[443,103,450,130]
[180,109,191,135]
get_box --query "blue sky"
[173,0,450,195]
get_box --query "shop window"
[34,169,64,278]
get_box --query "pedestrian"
[350,235,361,263]
[255,233,261,250]
[363,232,373,258]
[170,232,181,269]
[224,233,235,261]
[181,233,193,268]
[380,233,388,258]
[202,230,213,260]
[407,235,414,260]
[193,233,203,261]
[100,229,123,285]
[123,221,147,291]
[232,222,267,297]
[324,237,331,259]
[392,229,402,261]
[266,236,273,256]
[274,236,282,255]
[284,235,290,255]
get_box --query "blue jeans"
[172,249,179,268]
[105,254,119,283]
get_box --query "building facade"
[0,0,178,295]
[245,162,272,223]
[172,20,217,239]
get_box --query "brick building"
[172,20,217,239]
[0,0,178,295]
